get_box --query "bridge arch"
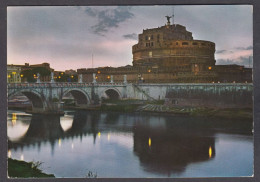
[63,88,90,106]
[8,89,45,109]
[101,88,122,100]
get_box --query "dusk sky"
[7,5,253,71]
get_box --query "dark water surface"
[7,110,253,178]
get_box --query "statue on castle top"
[165,15,171,24]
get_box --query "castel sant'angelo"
[78,16,252,83]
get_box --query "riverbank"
[8,158,55,178]
[136,104,252,120]
[9,99,253,120]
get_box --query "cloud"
[216,55,253,67]
[123,33,138,40]
[216,50,227,54]
[235,45,253,50]
[84,6,134,35]
[85,7,97,17]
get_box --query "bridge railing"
[7,82,127,88]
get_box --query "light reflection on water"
[7,110,253,178]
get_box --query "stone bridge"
[8,82,253,113]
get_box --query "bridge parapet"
[8,82,127,89]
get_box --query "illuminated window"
[149,51,152,57]
[208,66,212,70]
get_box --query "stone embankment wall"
[162,84,252,108]
[132,83,252,108]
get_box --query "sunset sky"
[7,5,253,71]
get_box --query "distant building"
[8,62,55,82]
[78,17,252,83]
[65,69,77,75]
[7,65,22,83]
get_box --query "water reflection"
[133,119,216,175]
[7,112,31,141]
[7,111,253,177]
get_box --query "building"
[7,65,22,83]
[65,69,77,76]
[78,17,252,83]
[7,62,55,82]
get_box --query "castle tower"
[132,17,216,82]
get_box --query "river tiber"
[7,6,253,178]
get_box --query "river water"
[7,110,253,178]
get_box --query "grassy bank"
[8,158,55,178]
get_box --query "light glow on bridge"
[8,150,11,158]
